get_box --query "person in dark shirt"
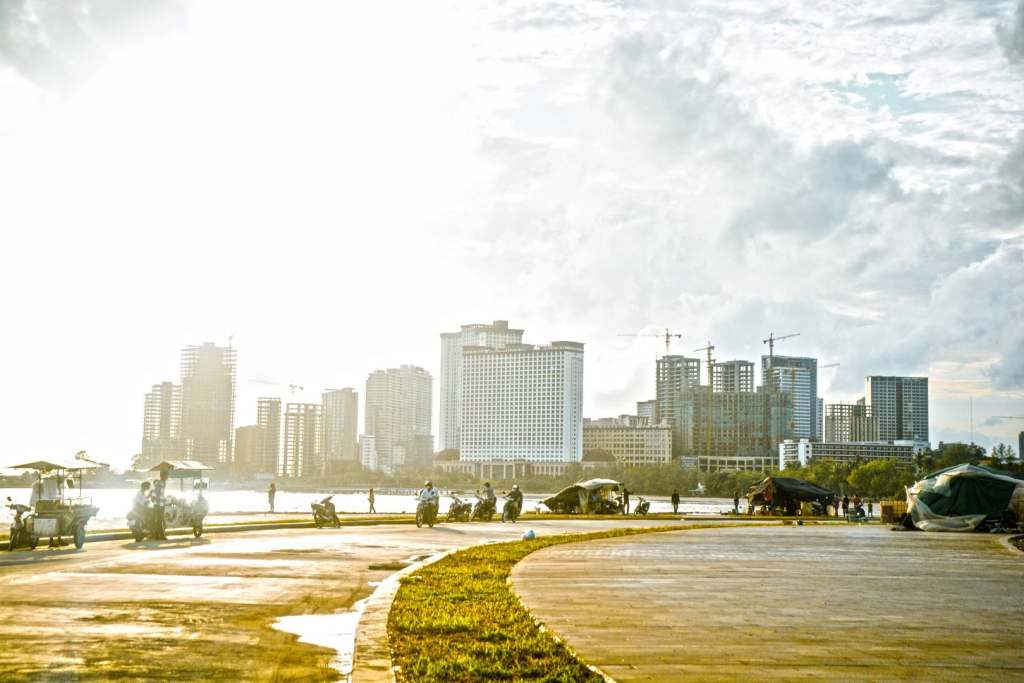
[670,489,680,514]
[621,486,631,514]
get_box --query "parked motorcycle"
[501,496,521,523]
[416,499,438,528]
[472,497,495,521]
[5,498,37,551]
[634,497,651,516]
[446,496,472,523]
[312,495,341,528]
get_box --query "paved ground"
[512,525,1024,681]
[0,517,690,681]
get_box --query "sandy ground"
[0,517,692,681]
[512,524,1024,682]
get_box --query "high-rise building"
[636,400,657,424]
[865,376,929,443]
[713,360,755,393]
[365,366,433,473]
[461,341,584,462]
[686,387,793,462]
[233,425,266,479]
[281,403,321,478]
[824,399,879,442]
[139,381,186,468]
[180,342,236,466]
[256,397,282,476]
[816,397,824,441]
[321,388,359,471]
[360,434,378,471]
[439,320,524,451]
[656,355,701,454]
[763,355,818,440]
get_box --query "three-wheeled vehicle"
[6,459,101,550]
[543,479,623,515]
[144,460,213,539]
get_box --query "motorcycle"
[634,497,651,516]
[312,496,341,528]
[446,496,472,523]
[416,499,438,528]
[501,496,521,523]
[472,497,495,521]
[127,503,163,542]
[5,498,37,551]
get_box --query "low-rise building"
[582,417,671,467]
[779,439,917,469]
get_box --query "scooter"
[634,497,651,516]
[5,498,36,550]
[501,496,521,523]
[446,496,472,523]
[127,505,163,542]
[472,497,495,521]
[416,499,438,528]
[312,496,341,528]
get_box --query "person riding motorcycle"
[417,481,439,508]
[508,484,523,515]
[129,482,151,525]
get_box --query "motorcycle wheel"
[74,525,86,550]
[193,523,203,538]
[415,511,423,528]
[7,527,17,551]
[132,528,144,543]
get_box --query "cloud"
[997,0,1024,62]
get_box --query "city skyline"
[1,1,1022,468]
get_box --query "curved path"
[0,517,693,680]
[512,525,1024,681]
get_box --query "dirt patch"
[368,561,409,571]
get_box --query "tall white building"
[461,341,584,463]
[281,403,321,478]
[766,363,816,440]
[865,376,929,443]
[321,388,359,468]
[439,320,524,451]
[365,365,433,473]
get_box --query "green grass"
[388,524,714,682]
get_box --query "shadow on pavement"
[0,547,83,567]
[121,538,212,551]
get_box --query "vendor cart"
[8,459,102,550]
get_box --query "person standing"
[733,491,740,515]
[368,487,376,514]
[152,468,168,540]
[267,482,276,514]
[841,495,850,518]
[867,499,874,519]
[621,486,631,514]
[671,489,680,514]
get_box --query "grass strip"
[388,524,720,681]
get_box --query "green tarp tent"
[747,476,834,515]
[907,463,1024,532]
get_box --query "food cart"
[148,460,214,538]
[8,459,102,550]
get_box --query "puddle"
[273,597,368,682]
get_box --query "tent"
[747,476,834,515]
[906,463,1024,532]
[543,479,622,514]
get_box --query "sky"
[0,0,1022,470]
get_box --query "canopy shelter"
[747,476,834,515]
[907,463,1024,532]
[11,460,104,473]
[543,479,622,514]
[148,461,215,478]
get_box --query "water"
[0,486,737,528]
[274,596,369,681]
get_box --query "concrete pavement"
[0,517,691,681]
[512,524,1024,681]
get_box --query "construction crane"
[993,416,1024,419]
[820,362,839,369]
[249,378,304,394]
[618,328,683,356]
[693,340,715,473]
[762,332,800,390]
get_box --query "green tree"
[847,460,915,500]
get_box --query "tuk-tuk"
[6,459,102,550]
[148,460,214,538]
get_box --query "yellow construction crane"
[693,340,715,472]
[618,328,683,356]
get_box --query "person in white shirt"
[417,480,439,507]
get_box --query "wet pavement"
[512,524,1024,681]
[0,517,692,680]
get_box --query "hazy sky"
[1,0,1023,469]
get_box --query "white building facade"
[460,341,584,463]
[583,417,671,467]
[439,320,524,451]
[865,376,929,444]
[364,365,433,473]
[779,438,918,469]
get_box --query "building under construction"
[180,342,237,467]
[824,399,879,442]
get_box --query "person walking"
[267,482,276,514]
[621,486,631,514]
[733,491,740,515]
[368,487,376,514]
[841,495,850,518]
[867,499,874,519]
[671,489,680,514]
